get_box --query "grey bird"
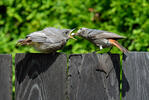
[17,27,75,53]
[75,28,128,53]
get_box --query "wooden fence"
[0,52,148,100]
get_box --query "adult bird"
[75,28,128,53]
[17,27,75,53]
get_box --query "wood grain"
[68,53,120,100]
[15,53,67,100]
[0,54,12,100]
[122,52,149,100]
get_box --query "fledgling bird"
[17,27,75,53]
[75,28,128,53]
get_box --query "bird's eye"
[65,31,69,35]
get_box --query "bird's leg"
[107,46,113,55]
[95,45,102,52]
[100,45,103,50]
[108,46,113,53]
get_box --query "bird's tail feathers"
[17,37,32,46]
[109,39,128,53]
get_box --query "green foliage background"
[0,0,149,55]
[0,0,149,99]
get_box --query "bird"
[75,28,128,53]
[17,27,75,53]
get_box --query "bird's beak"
[74,29,82,36]
[68,29,77,40]
[68,33,77,40]
[70,28,75,33]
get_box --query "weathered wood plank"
[15,53,67,100]
[122,52,149,100]
[68,53,120,100]
[0,54,12,100]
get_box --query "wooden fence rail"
[68,53,120,100]
[0,54,12,100]
[15,53,67,100]
[122,52,149,100]
[0,52,148,100]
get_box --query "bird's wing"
[27,30,64,43]
[42,27,70,41]
[89,30,125,39]
[27,31,47,42]
[42,27,62,36]
[42,27,71,37]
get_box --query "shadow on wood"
[122,53,130,97]
[15,53,66,100]
[122,52,149,100]
[15,53,59,83]
[68,53,120,100]
[122,70,130,97]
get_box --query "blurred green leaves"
[0,0,148,55]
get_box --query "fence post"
[0,54,12,100]
[68,53,120,100]
[15,53,67,100]
[122,52,149,100]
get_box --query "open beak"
[68,29,77,40]
[68,34,77,40]
[73,29,82,36]
[70,28,75,33]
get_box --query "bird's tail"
[109,39,128,53]
[16,37,32,46]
